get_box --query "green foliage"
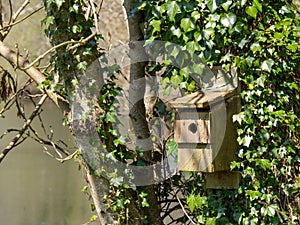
[43,0,300,223]
[43,0,102,92]
[140,0,300,224]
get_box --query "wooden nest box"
[169,67,241,189]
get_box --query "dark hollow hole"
[188,123,197,134]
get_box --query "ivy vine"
[140,0,300,224]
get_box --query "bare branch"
[13,0,30,22]
[0,0,3,32]
[176,194,196,225]
[0,94,48,163]
[0,6,43,37]
[23,32,98,70]
[89,0,100,34]
[8,0,13,26]
[0,41,68,109]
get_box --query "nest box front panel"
[174,111,210,144]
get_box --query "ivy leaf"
[205,0,218,13]
[186,194,202,213]
[239,0,247,7]
[191,11,201,21]
[256,159,271,170]
[54,0,65,9]
[166,1,180,21]
[170,26,181,38]
[253,0,262,13]
[232,112,245,125]
[238,135,252,147]
[250,42,261,53]
[170,74,182,88]
[203,28,215,39]
[246,6,258,19]
[180,18,195,32]
[150,20,161,33]
[222,1,232,11]
[261,205,277,217]
[220,13,237,28]
[166,139,178,156]
[41,16,54,28]
[262,59,274,72]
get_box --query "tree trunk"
[123,1,164,224]
[44,1,118,223]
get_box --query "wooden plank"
[169,89,237,109]
[206,171,240,189]
[169,67,238,109]
[211,96,240,171]
[174,119,210,144]
[178,148,214,172]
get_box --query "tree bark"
[0,41,67,109]
[123,1,164,224]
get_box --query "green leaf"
[170,26,181,38]
[239,0,247,7]
[286,43,298,52]
[105,112,116,123]
[186,194,202,213]
[261,205,277,217]
[206,217,217,225]
[205,0,218,13]
[232,112,245,125]
[256,159,271,170]
[54,0,65,9]
[150,20,161,33]
[203,28,215,39]
[246,190,262,201]
[41,16,54,28]
[246,6,258,19]
[253,0,262,13]
[166,1,180,21]
[170,74,182,88]
[166,139,178,156]
[262,59,274,72]
[250,42,261,53]
[180,18,196,32]
[220,13,237,28]
[194,31,202,41]
[191,11,201,21]
[222,1,232,11]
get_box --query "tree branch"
[123,0,163,224]
[0,94,48,163]
[0,41,68,110]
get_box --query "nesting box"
[169,67,241,189]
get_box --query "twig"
[0,94,48,163]
[98,0,104,14]
[66,32,98,51]
[1,6,43,32]
[89,0,100,34]
[13,0,30,22]
[0,0,3,30]
[23,32,97,70]
[8,0,13,26]
[0,40,68,108]
[176,194,196,225]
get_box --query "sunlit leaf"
[222,1,232,11]
[205,0,218,13]
[253,0,262,12]
[262,59,274,72]
[180,18,196,32]
[246,6,258,18]
[220,13,237,28]
[166,1,180,21]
